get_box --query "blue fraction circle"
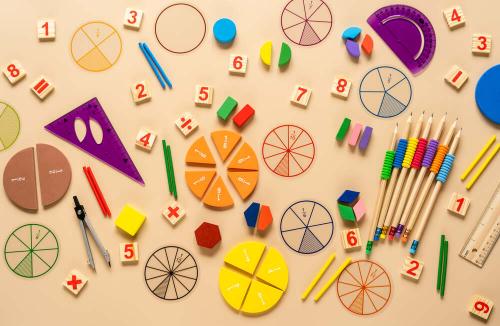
[476,64,500,125]
[213,18,236,44]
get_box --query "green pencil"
[166,145,177,199]
[437,234,445,291]
[162,140,172,194]
[440,240,448,298]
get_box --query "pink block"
[353,198,366,221]
[348,123,363,146]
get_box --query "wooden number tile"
[37,19,55,41]
[228,54,248,75]
[290,85,312,107]
[331,76,352,99]
[194,85,214,106]
[119,242,139,264]
[468,294,494,320]
[447,192,470,216]
[63,269,88,296]
[472,34,492,56]
[443,6,465,29]
[341,228,362,250]
[401,256,424,281]
[175,112,199,137]
[162,201,186,225]
[30,75,54,100]
[2,60,26,85]
[444,65,468,90]
[135,128,157,151]
[131,81,151,104]
[124,8,144,30]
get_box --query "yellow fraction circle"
[70,21,122,72]
[0,102,20,152]
[219,241,289,315]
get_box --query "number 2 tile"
[447,192,470,216]
[290,85,312,108]
[131,81,151,104]
[401,256,424,281]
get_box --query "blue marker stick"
[138,42,166,89]
[142,42,172,89]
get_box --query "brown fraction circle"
[155,3,206,54]
[70,21,122,72]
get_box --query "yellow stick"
[301,254,336,300]
[460,135,496,180]
[466,144,500,190]
[314,257,351,302]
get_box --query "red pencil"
[87,167,111,217]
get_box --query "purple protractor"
[45,98,144,185]
[367,4,436,75]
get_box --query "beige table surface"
[0,0,499,325]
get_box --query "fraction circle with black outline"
[144,246,198,300]
[281,0,333,46]
[337,260,391,316]
[359,66,412,118]
[155,3,206,54]
[280,200,334,254]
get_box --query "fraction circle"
[155,3,206,54]
[359,66,412,118]
[70,21,122,72]
[337,260,391,315]
[281,0,333,46]
[262,124,315,177]
[4,224,59,278]
[280,200,334,254]
[144,246,198,300]
[475,64,500,125]
[0,101,20,152]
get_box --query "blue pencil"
[138,42,166,89]
[142,42,173,89]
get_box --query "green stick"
[440,240,448,298]
[167,145,177,199]
[437,234,445,291]
[162,140,172,194]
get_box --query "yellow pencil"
[314,257,351,302]
[460,135,496,180]
[301,253,336,300]
[466,144,500,190]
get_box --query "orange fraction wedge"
[185,136,216,166]
[228,171,258,200]
[185,170,216,199]
[211,130,241,161]
[228,143,259,171]
[203,176,234,208]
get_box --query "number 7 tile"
[290,85,312,108]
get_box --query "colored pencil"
[139,42,166,89]
[460,135,496,180]
[301,253,336,300]
[142,42,172,89]
[466,143,500,190]
[314,257,351,302]
[437,234,445,291]
[440,240,448,297]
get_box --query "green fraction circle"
[0,101,21,152]
[4,224,59,278]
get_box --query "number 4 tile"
[131,81,151,104]
[2,60,26,85]
[135,128,157,151]
[290,85,312,108]
[331,76,352,99]
[447,192,470,216]
[401,256,424,281]
[444,65,468,90]
[443,6,465,29]
[124,8,144,30]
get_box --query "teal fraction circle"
[213,18,236,44]
[475,65,500,125]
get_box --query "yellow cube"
[115,204,146,236]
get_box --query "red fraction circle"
[262,125,315,177]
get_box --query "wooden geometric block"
[135,128,157,151]
[331,76,352,99]
[401,256,424,281]
[468,294,494,320]
[131,81,151,104]
[443,6,465,29]
[62,269,88,296]
[162,201,186,225]
[447,192,470,216]
[228,54,248,75]
[175,112,198,137]
[119,242,139,264]
[472,34,492,56]
[30,75,54,100]
[445,65,468,90]
[194,85,214,106]
[37,19,55,41]
[290,85,312,107]
[2,60,26,85]
[123,8,143,30]
[341,228,362,250]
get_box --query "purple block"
[345,39,360,58]
[359,126,373,150]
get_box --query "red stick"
[83,166,107,217]
[87,167,111,217]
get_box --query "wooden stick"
[162,140,172,194]
[440,240,448,297]
[437,234,444,291]
[460,135,496,180]
[314,257,351,302]
[466,143,500,190]
[167,145,178,199]
[83,167,107,216]
[301,253,336,300]
[87,167,111,217]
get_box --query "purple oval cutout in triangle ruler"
[45,98,144,185]
[367,4,436,75]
